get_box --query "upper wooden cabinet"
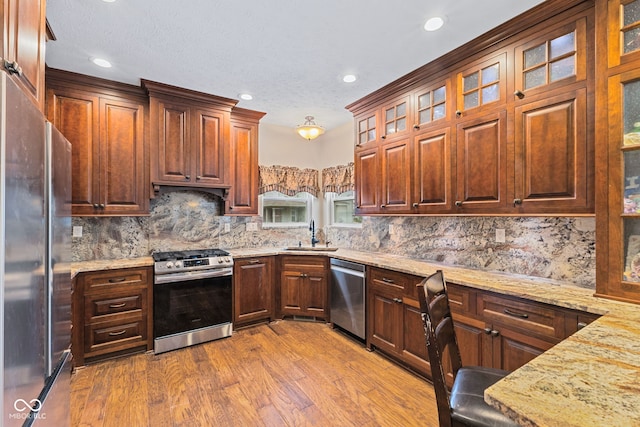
[1,0,47,109]
[596,0,640,304]
[46,69,149,216]
[347,0,595,216]
[226,107,266,215]
[142,80,237,195]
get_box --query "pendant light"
[296,116,325,140]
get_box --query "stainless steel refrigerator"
[1,71,72,426]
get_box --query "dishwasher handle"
[330,265,365,278]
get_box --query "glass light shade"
[296,116,325,140]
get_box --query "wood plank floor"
[71,321,439,426]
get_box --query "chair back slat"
[417,270,463,427]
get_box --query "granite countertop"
[72,247,640,426]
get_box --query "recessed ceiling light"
[424,16,445,32]
[102,0,117,3]
[239,93,253,101]
[343,74,357,83]
[90,57,112,68]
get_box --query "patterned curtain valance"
[258,165,320,197]
[322,162,354,194]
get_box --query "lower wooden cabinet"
[73,266,152,366]
[279,256,328,319]
[233,256,275,327]
[367,267,430,376]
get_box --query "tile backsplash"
[73,190,595,289]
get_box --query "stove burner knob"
[175,261,183,268]
[166,261,174,269]
[225,257,231,263]
[218,258,224,263]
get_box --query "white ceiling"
[45,0,545,131]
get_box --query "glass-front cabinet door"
[456,53,506,117]
[607,70,640,300]
[608,0,640,68]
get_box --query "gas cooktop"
[151,249,230,262]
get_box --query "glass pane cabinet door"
[622,79,640,282]
[622,0,640,54]
[457,54,506,113]
[416,83,447,127]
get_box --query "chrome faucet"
[309,219,320,247]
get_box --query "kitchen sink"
[284,247,339,252]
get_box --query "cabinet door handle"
[185,175,191,180]
[513,198,523,207]
[381,278,395,284]
[393,298,403,304]
[514,90,525,99]
[109,302,127,309]
[577,322,588,330]
[3,60,22,76]
[455,200,463,207]
[248,259,261,264]
[93,203,99,208]
[484,327,492,335]
[108,329,127,336]
[99,204,105,209]
[503,308,528,319]
[108,277,126,283]
[490,329,500,337]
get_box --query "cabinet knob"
[577,322,588,330]
[484,327,492,335]
[196,176,202,180]
[380,204,386,208]
[99,204,105,209]
[393,298,403,304]
[93,203,99,209]
[229,206,233,210]
[412,202,419,208]
[381,135,387,140]
[455,110,462,118]
[513,198,523,207]
[514,90,525,99]
[413,124,420,130]
[3,60,22,76]
[185,175,191,180]
[455,200,463,207]
[490,330,500,337]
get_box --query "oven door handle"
[154,268,233,284]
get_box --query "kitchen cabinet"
[446,282,599,375]
[367,267,430,377]
[226,107,266,215]
[45,69,149,216]
[143,80,237,195]
[73,266,153,366]
[233,256,275,327]
[279,256,328,319]
[347,0,595,216]
[596,0,640,304]
[1,0,47,109]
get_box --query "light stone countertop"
[72,247,640,426]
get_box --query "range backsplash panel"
[72,191,595,288]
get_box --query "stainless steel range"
[152,249,233,354]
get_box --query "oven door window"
[154,276,232,338]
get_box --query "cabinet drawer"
[84,318,147,355]
[85,291,145,320]
[80,267,151,294]
[446,283,476,316]
[281,256,326,272]
[479,294,564,340]
[370,267,423,297]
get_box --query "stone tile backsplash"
[72,190,595,288]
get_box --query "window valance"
[322,162,354,194]
[258,165,319,197]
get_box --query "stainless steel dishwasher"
[330,258,366,340]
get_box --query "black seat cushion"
[450,367,520,427]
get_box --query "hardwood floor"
[71,321,439,426]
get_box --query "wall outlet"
[495,228,506,243]
[389,224,396,235]
[246,222,258,231]
[224,223,231,233]
[72,226,83,238]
